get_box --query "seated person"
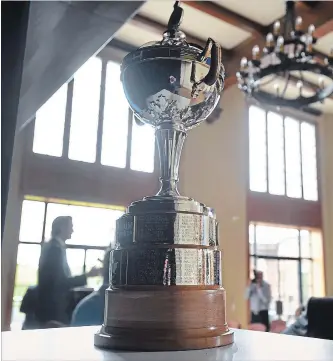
[282,308,308,337]
[282,297,333,340]
[70,249,110,327]
[21,286,39,330]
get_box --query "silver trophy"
[95,2,233,351]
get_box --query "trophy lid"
[121,1,217,75]
[121,30,207,75]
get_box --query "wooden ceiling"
[113,0,333,114]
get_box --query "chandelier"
[236,1,333,109]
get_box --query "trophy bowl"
[121,35,224,131]
[94,2,233,351]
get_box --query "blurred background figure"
[295,305,306,318]
[35,216,101,327]
[245,270,271,331]
[282,297,333,340]
[20,286,39,330]
[282,306,308,337]
[71,248,111,326]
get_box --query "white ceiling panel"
[314,31,333,56]
[212,0,285,26]
[139,0,251,49]
[116,22,161,48]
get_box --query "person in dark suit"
[36,216,100,326]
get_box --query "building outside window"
[12,197,124,330]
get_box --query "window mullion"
[83,249,87,273]
[41,202,48,243]
[96,60,107,164]
[62,80,74,159]
[315,124,320,202]
[126,109,133,169]
[265,111,269,193]
[282,116,287,196]
[298,229,303,304]
[299,121,304,199]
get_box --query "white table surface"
[2,326,333,361]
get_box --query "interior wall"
[319,113,333,296]
[1,125,30,330]
[179,85,249,327]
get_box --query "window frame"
[247,104,320,202]
[17,197,125,272]
[32,51,156,173]
[13,196,125,328]
[249,222,316,306]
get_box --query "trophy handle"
[201,39,223,86]
[191,38,223,97]
[155,125,186,197]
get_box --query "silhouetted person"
[36,216,100,326]
[245,270,272,331]
[71,249,111,326]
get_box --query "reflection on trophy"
[95,1,234,351]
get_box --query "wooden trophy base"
[94,286,234,351]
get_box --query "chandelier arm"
[236,1,333,110]
[284,1,296,37]
[281,72,290,98]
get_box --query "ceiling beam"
[300,1,319,9]
[183,1,267,38]
[223,1,333,89]
[314,19,333,38]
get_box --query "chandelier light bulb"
[240,57,248,70]
[277,36,284,52]
[297,80,303,96]
[236,1,333,109]
[252,45,260,60]
[266,33,274,47]
[295,16,303,31]
[273,21,281,35]
[306,35,313,52]
[308,24,315,36]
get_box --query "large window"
[33,56,155,173]
[249,223,324,322]
[248,106,318,201]
[11,197,125,330]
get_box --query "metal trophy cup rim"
[95,1,233,351]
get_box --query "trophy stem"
[156,125,187,197]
